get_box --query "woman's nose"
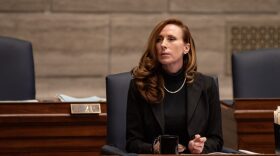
[161,39,167,48]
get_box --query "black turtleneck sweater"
[162,68,189,147]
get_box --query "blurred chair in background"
[231,48,280,154]
[223,48,280,149]
[0,36,35,100]
[232,48,280,98]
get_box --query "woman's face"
[156,24,190,73]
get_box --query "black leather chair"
[102,72,238,155]
[0,36,35,100]
[102,72,134,155]
[232,48,280,98]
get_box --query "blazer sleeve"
[202,76,224,153]
[126,80,153,153]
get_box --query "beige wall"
[0,0,279,100]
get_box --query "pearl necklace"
[163,77,186,94]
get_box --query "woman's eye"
[156,37,162,42]
[168,37,176,41]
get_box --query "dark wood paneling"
[0,102,107,155]
[234,99,278,154]
[234,98,279,110]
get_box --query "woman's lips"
[161,51,170,55]
[161,53,170,57]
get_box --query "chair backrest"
[106,72,132,151]
[232,48,280,98]
[0,36,35,100]
[105,72,221,151]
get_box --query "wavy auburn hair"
[132,18,197,104]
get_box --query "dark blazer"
[126,72,223,154]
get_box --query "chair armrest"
[101,145,126,155]
[222,147,242,154]
[221,99,234,108]
[101,145,137,156]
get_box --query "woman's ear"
[184,43,190,54]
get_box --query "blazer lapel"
[151,103,165,134]
[187,75,203,123]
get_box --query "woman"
[126,18,223,154]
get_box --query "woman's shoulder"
[129,78,142,96]
[195,72,217,87]
[195,72,215,81]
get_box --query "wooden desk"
[140,154,277,156]
[0,101,107,155]
[234,99,279,154]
